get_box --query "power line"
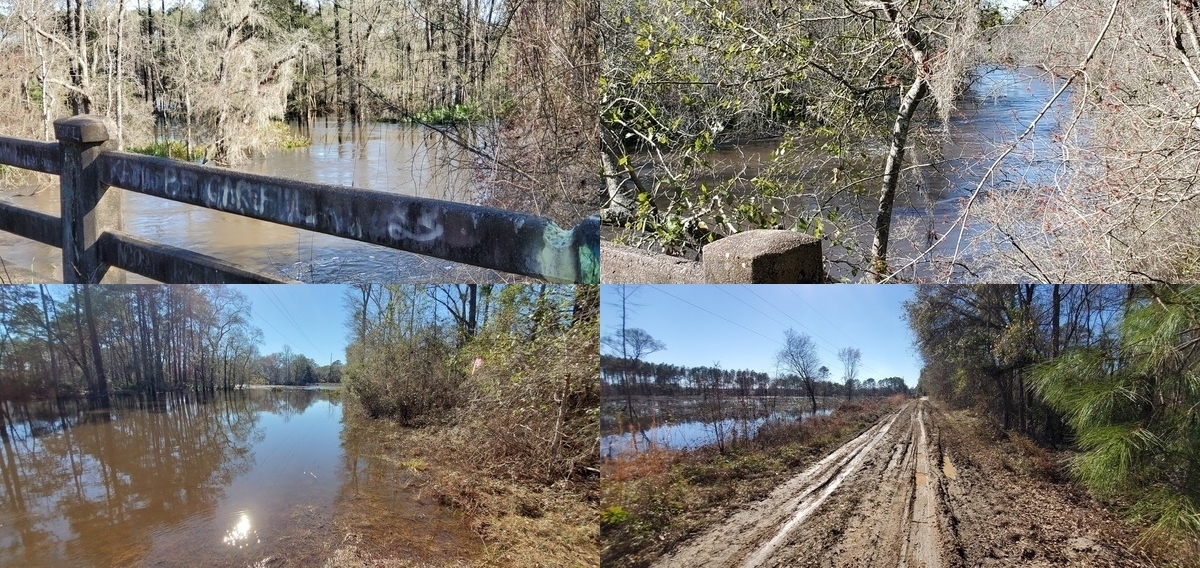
[650,286,784,348]
[264,288,319,352]
[714,286,794,331]
[646,285,902,382]
[739,285,843,356]
[784,286,857,345]
[251,305,301,354]
[722,285,883,377]
[248,290,314,355]
[739,285,891,379]
[261,289,307,346]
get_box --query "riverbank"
[600,397,899,568]
[328,410,598,567]
[602,66,1068,282]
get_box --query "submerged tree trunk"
[82,285,110,407]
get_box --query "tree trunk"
[74,0,90,114]
[71,285,94,397]
[1052,284,1061,356]
[82,285,109,406]
[37,286,60,395]
[348,0,358,122]
[467,284,478,336]
[115,0,126,150]
[334,0,344,123]
[870,76,928,280]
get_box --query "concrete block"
[601,242,704,283]
[702,229,823,283]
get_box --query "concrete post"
[702,229,823,283]
[600,230,825,283]
[56,115,122,283]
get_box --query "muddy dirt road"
[653,400,1151,568]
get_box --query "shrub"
[344,331,462,425]
[454,302,600,483]
[126,140,197,161]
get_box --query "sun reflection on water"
[222,512,260,548]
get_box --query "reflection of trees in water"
[262,389,322,422]
[0,390,283,565]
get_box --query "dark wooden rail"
[0,115,599,284]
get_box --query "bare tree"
[777,329,822,414]
[601,285,639,428]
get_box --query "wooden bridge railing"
[0,115,599,284]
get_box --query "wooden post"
[55,115,122,283]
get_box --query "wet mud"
[651,400,1151,567]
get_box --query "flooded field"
[601,408,833,456]
[601,395,842,454]
[0,388,478,567]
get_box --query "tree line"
[600,355,906,400]
[0,285,338,408]
[906,284,1200,557]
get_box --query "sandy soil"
[650,399,1153,567]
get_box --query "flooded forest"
[601,0,1200,283]
[0,1,599,281]
[0,284,601,566]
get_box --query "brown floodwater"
[0,388,479,567]
[0,119,502,283]
[634,67,1073,280]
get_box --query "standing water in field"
[0,388,478,567]
[601,407,833,456]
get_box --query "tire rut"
[654,400,954,568]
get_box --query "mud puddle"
[942,455,957,480]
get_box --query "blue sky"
[232,285,351,365]
[600,285,923,387]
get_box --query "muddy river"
[645,66,1073,280]
[0,119,500,283]
[0,388,477,567]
